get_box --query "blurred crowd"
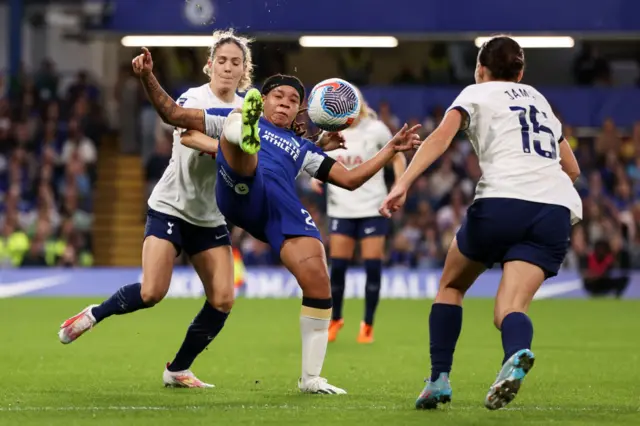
[0,60,105,268]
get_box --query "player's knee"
[210,290,235,313]
[301,263,331,299]
[140,287,166,306]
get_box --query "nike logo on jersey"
[215,234,227,240]
[364,227,376,235]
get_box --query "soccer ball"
[307,78,361,132]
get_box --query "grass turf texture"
[1,298,638,425]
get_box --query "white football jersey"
[448,81,582,223]
[147,84,243,227]
[324,117,393,219]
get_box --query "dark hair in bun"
[478,36,525,82]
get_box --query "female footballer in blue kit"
[134,47,422,394]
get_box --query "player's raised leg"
[163,241,234,388]
[415,238,485,409]
[358,233,386,344]
[280,236,346,394]
[327,232,355,342]
[59,236,176,343]
[218,88,262,177]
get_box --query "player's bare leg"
[59,237,176,344]
[484,260,543,410]
[218,88,262,177]
[163,245,235,388]
[359,235,385,344]
[280,236,346,394]
[327,234,355,342]
[416,238,485,409]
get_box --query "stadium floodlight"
[121,36,213,47]
[474,36,575,49]
[299,36,399,48]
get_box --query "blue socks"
[429,303,463,382]
[91,283,149,323]
[330,258,348,321]
[500,312,533,365]
[364,259,382,325]
[167,301,229,372]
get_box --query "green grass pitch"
[1,298,639,425]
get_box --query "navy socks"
[91,283,149,323]
[364,259,382,325]
[429,303,463,382]
[167,301,229,372]
[500,312,533,365]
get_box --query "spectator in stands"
[581,239,629,298]
[393,65,420,85]
[378,101,401,133]
[573,43,611,86]
[423,43,455,85]
[428,154,457,207]
[21,235,47,267]
[0,213,29,267]
[337,48,373,86]
[595,118,622,157]
[34,59,59,104]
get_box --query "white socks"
[300,307,331,383]
[222,112,242,146]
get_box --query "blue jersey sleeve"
[204,108,234,139]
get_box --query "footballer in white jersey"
[380,36,582,411]
[148,83,243,228]
[58,30,254,390]
[311,99,406,344]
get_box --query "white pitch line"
[0,405,635,413]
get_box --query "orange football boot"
[328,319,344,342]
[357,321,374,344]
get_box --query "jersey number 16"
[509,105,557,160]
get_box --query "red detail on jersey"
[336,155,363,167]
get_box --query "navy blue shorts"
[456,198,571,278]
[329,216,390,239]
[144,208,231,257]
[215,150,322,253]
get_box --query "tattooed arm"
[132,47,205,132]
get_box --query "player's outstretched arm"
[325,124,420,191]
[180,130,219,155]
[379,110,462,217]
[132,47,205,132]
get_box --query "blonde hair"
[354,86,378,121]
[203,29,254,92]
